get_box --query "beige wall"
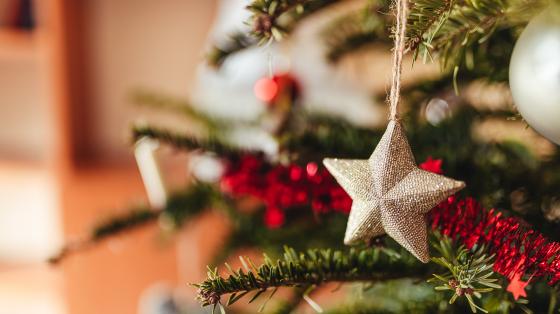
[81,0,217,162]
[0,37,50,160]
[0,0,217,162]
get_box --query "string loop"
[389,0,409,120]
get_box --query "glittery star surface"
[323,120,465,263]
[507,273,529,300]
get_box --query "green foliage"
[131,90,222,131]
[211,207,349,266]
[323,280,446,313]
[130,88,560,241]
[82,73,560,263]
[406,0,455,55]
[322,1,392,62]
[132,125,249,157]
[205,0,346,66]
[195,245,428,310]
[48,207,158,264]
[90,183,218,241]
[406,0,548,78]
[159,183,220,228]
[51,1,560,312]
[207,33,256,67]
[238,0,548,80]
[49,183,218,264]
[429,236,501,313]
[280,114,383,161]
[91,209,157,240]
[247,0,341,43]
[195,235,540,313]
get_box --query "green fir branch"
[207,0,340,66]
[428,236,501,313]
[405,0,455,54]
[248,0,341,43]
[238,0,548,79]
[406,0,548,74]
[195,245,428,309]
[131,90,222,131]
[323,1,392,62]
[209,204,349,267]
[132,125,251,156]
[429,0,508,69]
[91,209,157,241]
[49,184,218,264]
[196,235,506,313]
[281,114,382,161]
[321,280,446,314]
[48,208,157,264]
[207,33,256,67]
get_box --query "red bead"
[289,165,303,181]
[264,207,285,229]
[306,162,319,176]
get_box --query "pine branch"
[48,208,157,264]
[322,291,444,314]
[195,246,427,308]
[406,0,547,73]
[434,2,506,68]
[428,235,501,313]
[280,105,514,163]
[405,0,455,53]
[207,33,256,67]
[205,0,342,68]
[131,90,222,131]
[195,235,508,313]
[208,205,349,267]
[238,0,546,78]
[248,0,341,42]
[281,114,382,161]
[407,0,507,67]
[323,1,392,62]
[49,184,217,264]
[132,125,252,156]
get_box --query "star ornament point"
[323,120,465,263]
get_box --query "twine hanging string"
[389,0,409,120]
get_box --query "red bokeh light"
[253,77,278,102]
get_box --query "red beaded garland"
[221,155,351,228]
[430,197,560,286]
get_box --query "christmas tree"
[53,0,560,313]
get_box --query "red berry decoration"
[264,207,285,229]
[220,154,351,229]
[420,156,444,174]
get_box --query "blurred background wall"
[0,0,219,313]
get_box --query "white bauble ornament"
[510,7,560,145]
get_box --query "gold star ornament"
[323,120,465,263]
